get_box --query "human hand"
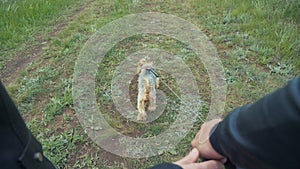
[174,148,224,169]
[191,119,227,162]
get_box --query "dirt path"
[0,0,95,86]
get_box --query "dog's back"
[137,62,159,120]
[138,64,158,97]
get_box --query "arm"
[210,78,300,169]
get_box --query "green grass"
[0,0,77,45]
[0,0,81,70]
[1,0,300,168]
[192,0,300,68]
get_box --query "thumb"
[175,148,199,165]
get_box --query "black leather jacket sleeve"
[210,78,300,169]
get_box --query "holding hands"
[174,148,223,169]
[175,119,227,169]
[191,119,226,162]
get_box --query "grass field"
[0,0,84,70]
[0,0,299,168]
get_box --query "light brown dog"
[136,59,159,121]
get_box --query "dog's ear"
[137,67,142,75]
[137,59,146,75]
[149,61,154,67]
[139,59,146,67]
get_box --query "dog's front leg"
[155,78,159,88]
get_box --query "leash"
[149,68,205,123]
[149,70,236,169]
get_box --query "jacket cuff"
[209,121,226,157]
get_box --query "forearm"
[210,78,300,169]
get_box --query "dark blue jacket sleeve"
[210,78,300,169]
[0,82,57,169]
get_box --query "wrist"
[206,136,225,159]
[209,121,226,158]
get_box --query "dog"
[136,59,159,121]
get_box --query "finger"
[191,119,222,144]
[174,148,199,165]
[199,160,224,169]
[191,130,202,148]
[179,160,224,169]
[200,119,222,142]
[180,163,204,169]
[191,119,223,150]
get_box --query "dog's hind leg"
[148,89,156,112]
[137,101,147,121]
